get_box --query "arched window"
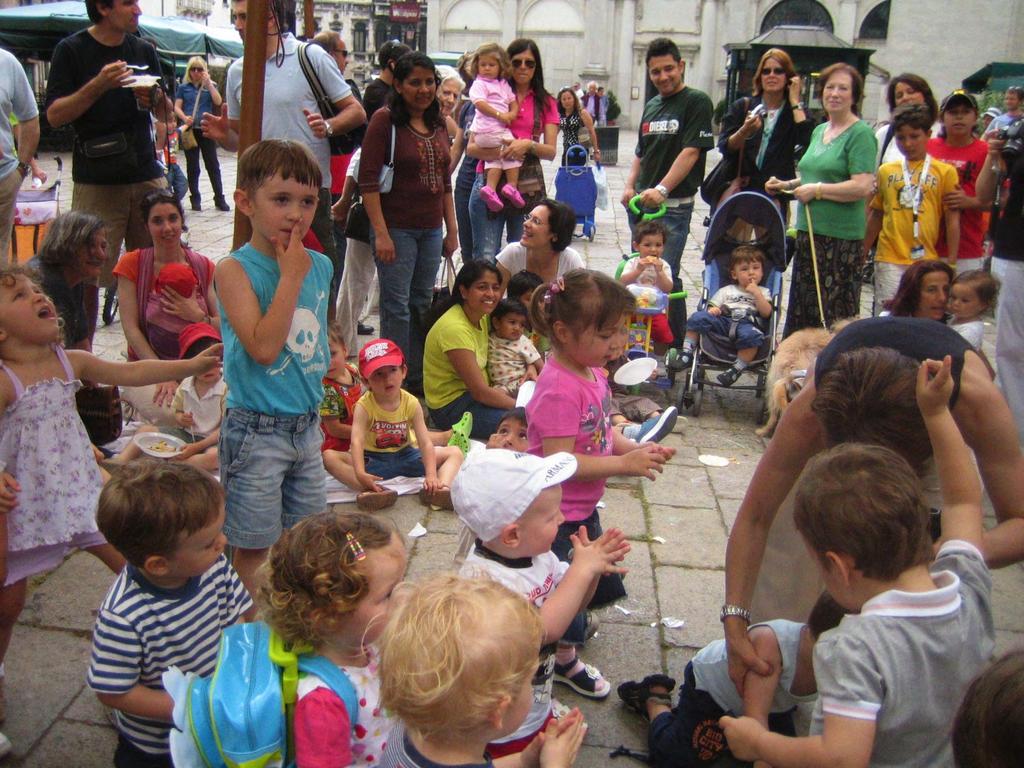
[859,1,890,39]
[353,21,367,53]
[760,0,834,33]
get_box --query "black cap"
[940,90,978,113]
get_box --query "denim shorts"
[219,407,326,549]
[364,444,425,479]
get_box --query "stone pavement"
[8,134,1024,766]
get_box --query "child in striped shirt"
[88,462,254,766]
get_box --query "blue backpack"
[182,621,358,768]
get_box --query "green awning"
[962,62,1024,93]
[0,1,242,65]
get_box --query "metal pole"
[231,0,269,249]
[303,0,315,37]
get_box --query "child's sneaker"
[667,347,694,371]
[554,656,611,699]
[0,731,10,760]
[616,674,676,719]
[716,365,744,387]
[479,185,504,212]
[500,183,526,208]
[447,412,473,456]
[638,406,678,444]
[356,489,398,511]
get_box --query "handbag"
[432,252,457,310]
[178,84,203,151]
[515,101,546,206]
[75,384,123,446]
[700,98,750,208]
[345,199,371,243]
[297,43,359,156]
[378,124,396,194]
[74,132,138,183]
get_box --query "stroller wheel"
[691,383,704,417]
[102,287,119,326]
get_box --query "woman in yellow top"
[424,261,515,439]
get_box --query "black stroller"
[674,191,787,420]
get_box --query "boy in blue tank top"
[215,139,334,593]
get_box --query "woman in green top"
[766,63,877,336]
[424,261,515,438]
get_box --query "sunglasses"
[337,49,348,57]
[761,67,787,76]
[190,66,205,72]
[512,58,536,70]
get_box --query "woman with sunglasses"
[556,87,600,165]
[173,57,229,212]
[717,48,810,217]
[465,38,559,261]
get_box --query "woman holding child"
[424,261,515,439]
[765,63,876,336]
[495,199,583,288]
[114,189,220,423]
[360,52,457,397]
[466,38,559,261]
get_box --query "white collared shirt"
[172,376,227,437]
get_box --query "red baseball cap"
[359,338,405,378]
[178,322,221,359]
[154,263,198,297]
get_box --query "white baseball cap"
[452,449,578,542]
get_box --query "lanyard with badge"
[900,154,931,260]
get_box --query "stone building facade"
[427,0,1024,127]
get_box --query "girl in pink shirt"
[468,42,525,212]
[526,269,674,698]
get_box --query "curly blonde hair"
[378,574,543,741]
[258,511,398,647]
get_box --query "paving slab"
[20,720,118,766]
[593,544,658,628]
[19,551,111,633]
[641,465,715,509]
[654,567,726,650]
[598,487,648,540]
[650,506,728,569]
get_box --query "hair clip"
[344,532,366,562]
[544,277,565,305]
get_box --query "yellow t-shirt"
[871,157,959,265]
[357,389,419,453]
[423,304,490,409]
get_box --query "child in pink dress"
[526,269,674,699]
[468,42,525,212]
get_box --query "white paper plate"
[122,74,161,88]
[515,380,536,407]
[613,357,657,386]
[698,454,730,468]
[134,432,186,458]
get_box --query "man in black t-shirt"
[622,37,713,281]
[45,0,171,337]
[361,41,411,119]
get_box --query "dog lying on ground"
[756,326,837,438]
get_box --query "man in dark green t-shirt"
[623,37,714,280]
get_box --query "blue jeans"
[627,201,694,281]
[372,226,443,391]
[219,408,325,549]
[687,311,765,351]
[429,390,507,440]
[468,171,524,262]
[364,445,425,479]
[454,171,475,260]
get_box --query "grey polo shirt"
[226,34,350,188]
[810,541,993,767]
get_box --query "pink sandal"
[479,185,504,212]
[501,184,526,208]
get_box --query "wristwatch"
[720,604,752,624]
[791,102,805,111]
[16,161,30,179]
[654,183,669,198]
[325,122,334,138]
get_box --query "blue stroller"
[554,144,596,241]
[675,191,787,420]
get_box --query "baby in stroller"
[677,244,771,386]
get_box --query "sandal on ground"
[419,486,453,510]
[356,489,398,511]
[554,657,611,699]
[447,412,473,456]
[616,674,677,718]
